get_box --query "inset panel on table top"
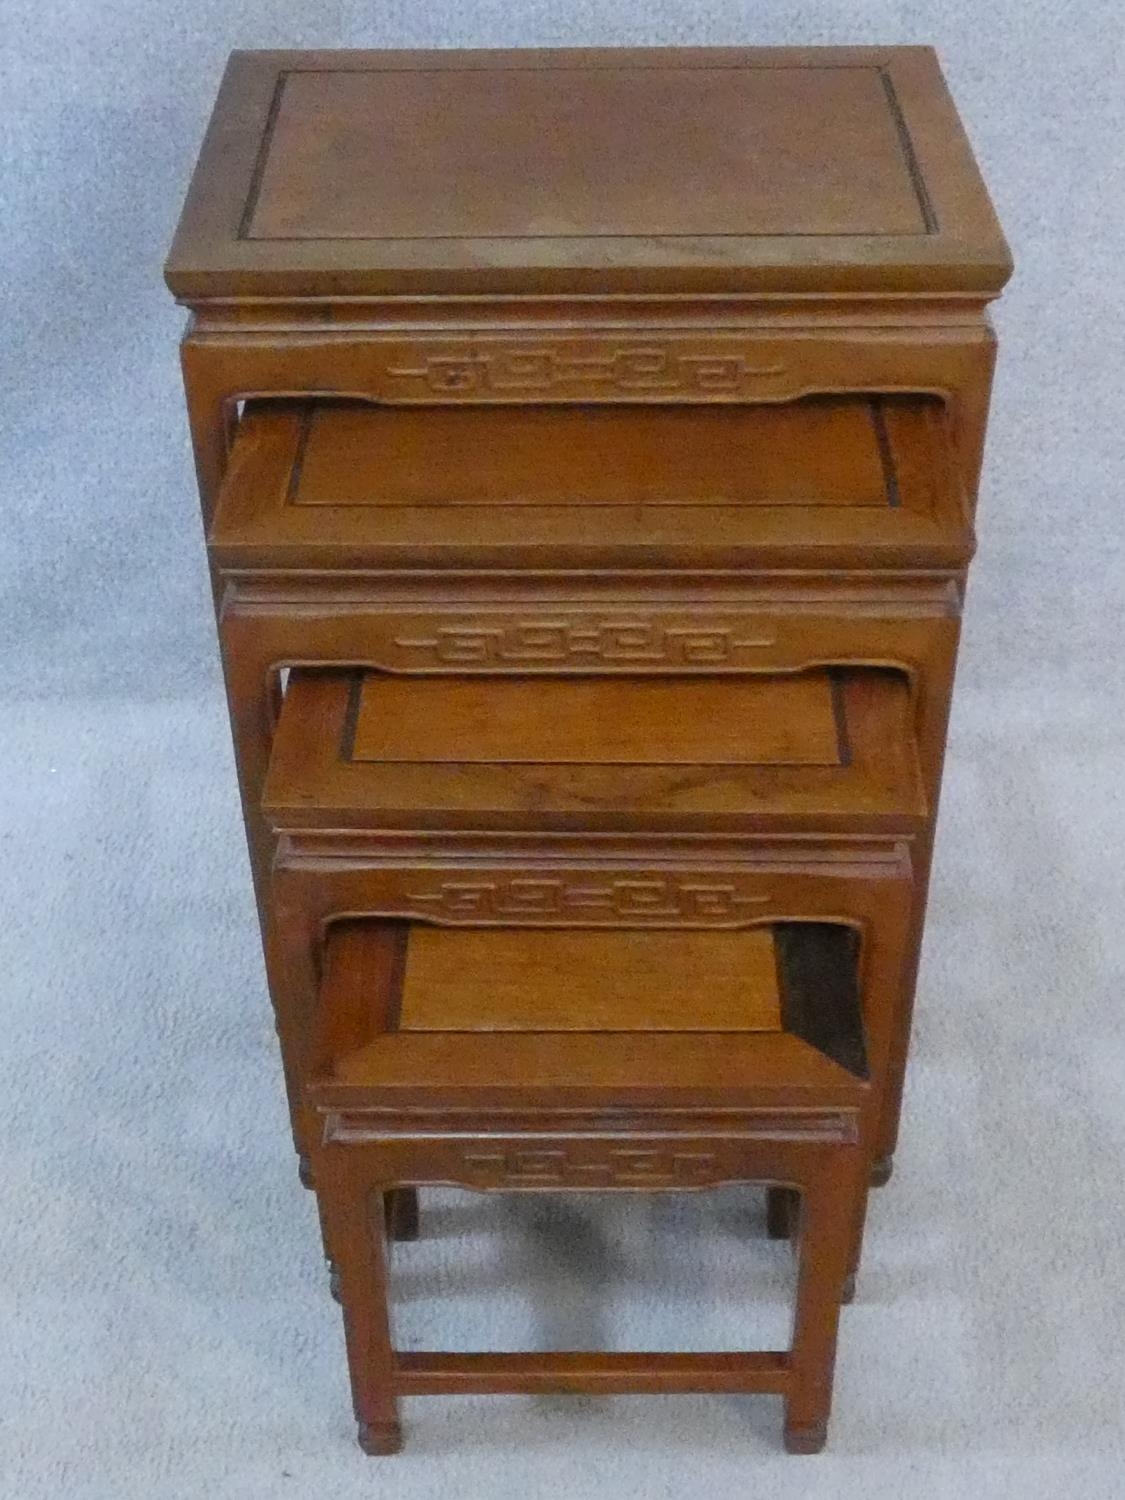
[210,395,970,571]
[248,65,924,242]
[310,921,868,1107]
[262,667,926,834]
[349,675,842,768]
[398,928,782,1032]
[293,401,889,508]
[164,47,1012,298]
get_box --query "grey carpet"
[3,3,1124,1495]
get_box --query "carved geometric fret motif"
[404,876,771,925]
[386,345,787,397]
[326,1118,859,1172]
[392,619,775,668]
[460,1146,722,1189]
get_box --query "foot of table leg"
[870,1154,893,1188]
[784,1419,828,1455]
[357,1419,402,1456]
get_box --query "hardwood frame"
[263,666,927,836]
[266,832,912,1286]
[217,561,958,1172]
[164,47,1013,1462]
[166,49,1011,302]
[171,42,1007,1209]
[307,919,869,1454]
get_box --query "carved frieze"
[386,345,786,398]
[392,619,775,667]
[403,876,770,924]
[325,1123,861,1178]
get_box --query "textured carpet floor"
[3,2,1124,1496]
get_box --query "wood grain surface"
[397,927,782,1032]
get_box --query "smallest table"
[306,918,870,1454]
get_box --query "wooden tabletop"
[397,927,783,1032]
[210,395,971,572]
[308,921,868,1111]
[263,667,926,835]
[165,46,1011,300]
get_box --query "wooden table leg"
[317,1158,402,1456]
[783,1148,862,1453]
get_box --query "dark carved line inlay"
[869,397,902,510]
[237,70,289,240]
[251,230,929,243]
[385,925,409,1034]
[385,348,786,396]
[282,63,904,76]
[877,68,938,235]
[241,65,939,243]
[339,673,364,763]
[828,669,852,769]
[284,405,314,506]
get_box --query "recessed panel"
[348,674,843,768]
[247,65,924,242]
[166,48,1013,298]
[291,401,893,510]
[209,396,972,573]
[398,927,782,1032]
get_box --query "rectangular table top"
[308,921,868,1112]
[264,667,925,835]
[348,673,843,769]
[210,395,970,572]
[166,46,1011,300]
[398,927,782,1033]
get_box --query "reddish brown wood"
[166,44,1010,1453]
[307,920,868,1452]
[266,827,914,1208]
[398,926,783,1033]
[210,395,971,573]
[263,666,926,836]
[394,1351,790,1395]
[166,48,1010,300]
[348,673,843,767]
[314,1160,401,1454]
